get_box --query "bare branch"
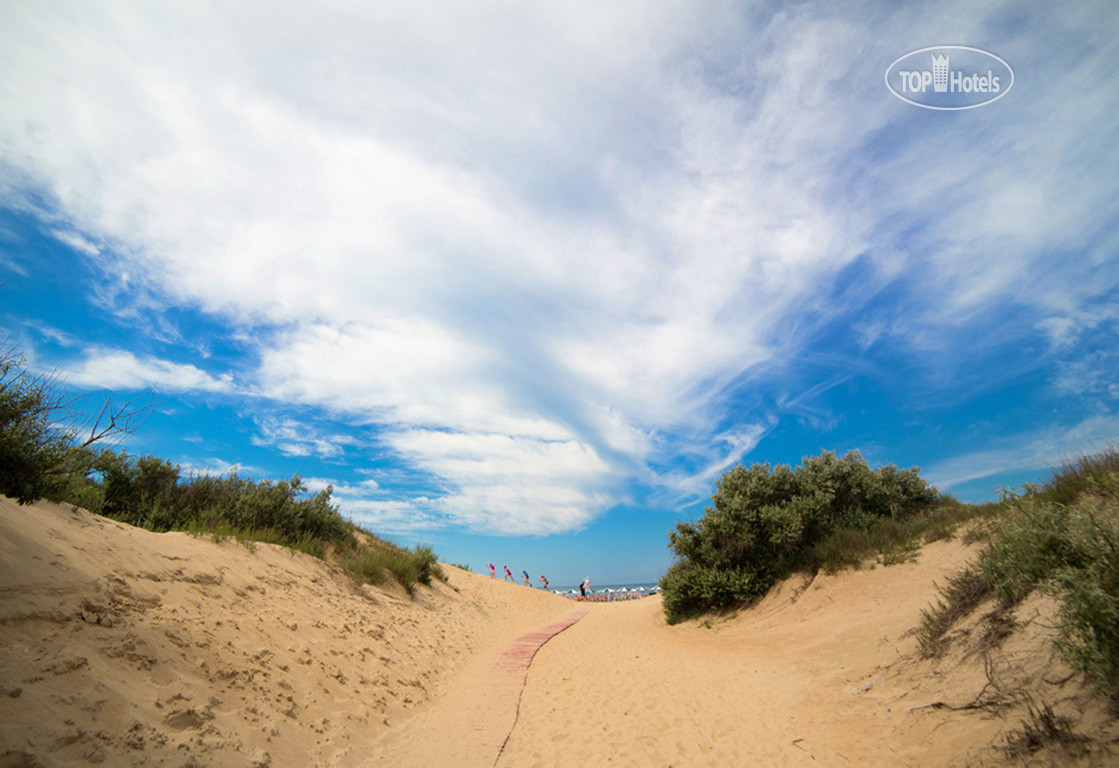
[76,391,160,449]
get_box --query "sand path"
[365,607,588,767]
[495,539,1116,767]
[499,543,997,767]
[371,539,1007,767]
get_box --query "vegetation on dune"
[662,439,1119,705]
[660,449,950,624]
[0,346,444,595]
[918,447,1119,699]
[1,351,70,504]
[1,346,148,504]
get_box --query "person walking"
[504,565,514,582]
[580,577,590,598]
[522,570,531,587]
[539,575,549,590]
[488,563,496,578]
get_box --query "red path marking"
[491,608,588,765]
[368,607,590,767]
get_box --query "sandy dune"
[2,497,1115,767]
[0,498,570,766]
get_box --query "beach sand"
[2,497,1115,766]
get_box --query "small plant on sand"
[916,567,993,656]
[1003,701,1089,758]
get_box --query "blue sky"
[2,1,1117,585]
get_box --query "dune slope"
[2,497,1116,767]
[0,497,569,767]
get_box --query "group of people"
[489,563,549,590]
[484,565,650,601]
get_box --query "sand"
[2,497,1116,767]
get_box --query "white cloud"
[1054,352,1119,400]
[250,416,359,459]
[177,458,260,479]
[2,1,1117,533]
[654,423,771,501]
[49,228,99,257]
[17,320,77,348]
[304,477,381,496]
[384,429,612,534]
[61,348,234,393]
[338,499,445,535]
[1035,317,1079,349]
[299,477,443,534]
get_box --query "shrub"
[660,562,763,624]
[978,500,1091,603]
[0,352,75,503]
[1,346,153,505]
[1047,497,1119,694]
[661,450,941,623]
[338,546,392,586]
[339,530,448,594]
[89,451,352,545]
[1034,446,1119,507]
[68,451,449,598]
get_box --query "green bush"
[985,493,1119,694]
[338,530,448,594]
[1,346,153,505]
[90,450,351,545]
[660,562,763,623]
[338,546,392,586]
[978,501,1091,602]
[60,450,446,597]
[661,450,941,623]
[0,352,74,503]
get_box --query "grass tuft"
[916,567,993,657]
[1035,445,1119,507]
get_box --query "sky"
[1,1,1117,586]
